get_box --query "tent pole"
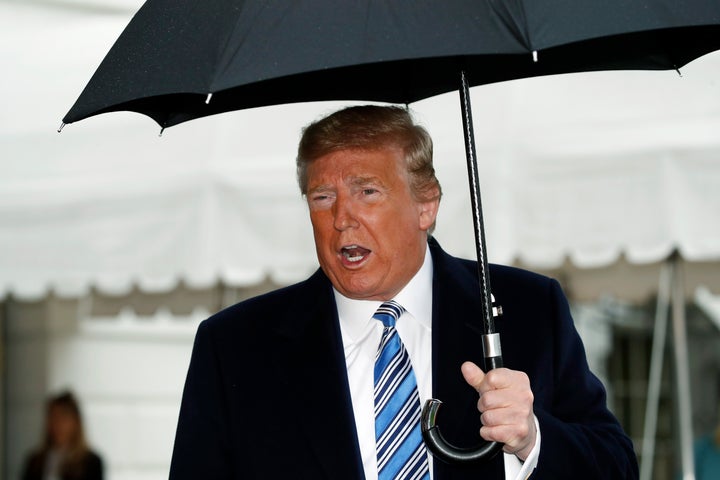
[671,254,695,480]
[639,260,673,480]
[0,298,7,480]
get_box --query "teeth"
[342,245,366,263]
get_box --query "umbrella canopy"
[62,0,720,129]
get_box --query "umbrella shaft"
[459,70,495,337]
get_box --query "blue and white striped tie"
[373,301,430,480]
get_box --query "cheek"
[387,209,422,237]
[310,214,332,238]
[310,215,336,256]
[309,212,329,236]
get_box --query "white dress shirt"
[43,449,63,480]
[335,244,540,479]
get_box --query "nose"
[333,195,359,231]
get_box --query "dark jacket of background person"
[20,391,104,480]
[21,451,103,480]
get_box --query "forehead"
[49,404,75,417]
[306,147,407,186]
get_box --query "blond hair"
[296,105,442,205]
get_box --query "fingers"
[477,371,534,412]
[460,361,485,391]
[461,362,537,461]
[461,361,518,394]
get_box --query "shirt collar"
[335,243,434,344]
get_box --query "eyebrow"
[307,184,334,195]
[306,176,387,195]
[349,175,385,188]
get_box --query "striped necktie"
[373,301,430,480]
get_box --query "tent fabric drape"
[2,3,719,300]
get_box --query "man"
[169,106,638,479]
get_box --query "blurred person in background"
[20,390,103,480]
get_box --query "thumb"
[461,361,486,392]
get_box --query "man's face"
[306,147,439,301]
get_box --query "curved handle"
[421,399,504,464]
[421,331,505,464]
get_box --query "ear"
[417,188,440,231]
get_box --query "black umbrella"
[61,0,720,467]
[62,0,720,129]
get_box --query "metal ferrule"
[482,333,502,358]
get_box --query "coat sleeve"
[530,279,638,479]
[169,320,234,480]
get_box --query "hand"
[461,361,537,461]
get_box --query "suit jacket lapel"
[270,270,365,480]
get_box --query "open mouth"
[341,244,371,264]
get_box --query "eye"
[362,188,378,196]
[308,192,334,210]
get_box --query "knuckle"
[480,410,493,427]
[516,422,529,439]
[478,392,493,411]
[485,369,500,387]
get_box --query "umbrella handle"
[421,293,504,464]
[420,332,504,464]
[421,400,503,464]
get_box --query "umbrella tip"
[675,67,682,78]
[57,122,66,133]
[205,93,213,104]
[532,50,538,63]
[159,127,165,137]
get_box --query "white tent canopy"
[2,1,720,301]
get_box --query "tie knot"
[373,300,405,328]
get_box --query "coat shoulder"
[431,238,559,292]
[200,269,330,332]
[489,263,559,291]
